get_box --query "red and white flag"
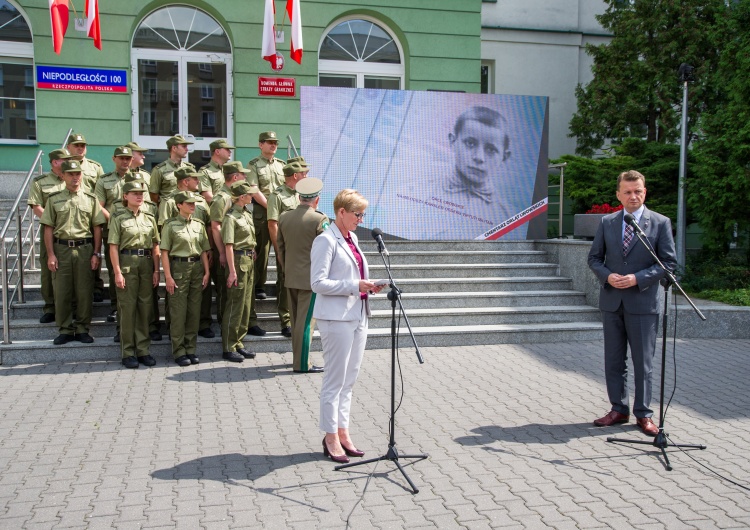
[85,0,102,50]
[49,0,70,55]
[286,0,303,64]
[261,0,277,64]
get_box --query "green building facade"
[1,0,481,171]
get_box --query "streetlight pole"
[676,63,694,273]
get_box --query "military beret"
[49,148,72,162]
[230,181,259,198]
[296,177,323,199]
[113,146,133,157]
[222,161,251,176]
[174,167,203,181]
[174,191,200,204]
[259,131,278,142]
[123,181,146,193]
[166,135,194,148]
[125,141,148,152]
[67,133,86,145]
[210,139,235,151]
[61,160,82,172]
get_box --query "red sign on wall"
[258,77,296,97]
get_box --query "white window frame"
[0,8,36,145]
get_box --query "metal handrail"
[1,128,72,345]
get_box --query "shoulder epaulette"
[248,157,261,166]
[191,217,205,226]
[48,190,66,199]
[185,162,196,169]
[33,173,47,182]
[87,159,103,168]
[143,210,156,218]
[83,191,97,199]
[272,185,284,194]
[154,160,169,169]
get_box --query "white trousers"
[318,315,368,433]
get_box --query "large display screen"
[300,87,549,240]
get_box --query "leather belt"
[54,237,93,247]
[233,249,256,258]
[171,255,201,262]
[120,249,152,257]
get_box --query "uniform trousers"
[221,254,254,352]
[116,253,154,358]
[211,248,226,326]
[39,233,55,315]
[252,206,270,294]
[167,260,204,359]
[199,265,214,331]
[53,242,94,335]
[288,288,316,372]
[318,313,368,433]
[103,230,118,312]
[275,259,290,328]
[602,304,659,419]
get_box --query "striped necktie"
[623,223,634,256]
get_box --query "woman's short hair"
[333,189,368,214]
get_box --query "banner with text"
[36,65,127,93]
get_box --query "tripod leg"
[392,458,419,494]
[334,455,385,471]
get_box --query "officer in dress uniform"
[66,132,106,301]
[199,139,234,203]
[247,131,286,301]
[40,160,106,345]
[95,146,134,325]
[160,191,210,366]
[150,135,196,203]
[108,180,160,369]
[158,167,214,338]
[210,161,251,329]
[220,181,261,363]
[277,177,328,373]
[267,158,309,337]
[28,148,71,323]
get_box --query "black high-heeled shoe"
[340,443,365,458]
[322,438,350,464]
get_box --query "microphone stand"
[606,222,706,471]
[334,237,428,493]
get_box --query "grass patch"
[690,288,750,306]
[681,251,750,306]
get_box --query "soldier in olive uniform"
[247,131,285,301]
[28,148,71,323]
[159,167,214,338]
[66,132,106,301]
[210,161,251,329]
[150,135,196,203]
[160,191,210,366]
[95,146,134,323]
[267,158,309,337]
[126,141,152,188]
[108,180,160,368]
[199,139,234,203]
[40,160,106,345]
[221,181,261,363]
[277,177,328,373]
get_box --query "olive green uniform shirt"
[80,157,104,194]
[278,206,330,290]
[108,208,159,249]
[158,195,210,227]
[150,159,196,200]
[95,170,129,216]
[209,185,233,223]
[267,184,299,222]
[28,172,66,209]
[199,160,224,197]
[40,188,106,238]
[247,156,285,199]
[160,216,210,257]
[220,204,256,250]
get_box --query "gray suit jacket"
[587,207,677,314]
[310,223,371,321]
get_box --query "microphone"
[623,213,646,236]
[371,228,389,256]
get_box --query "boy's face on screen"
[450,119,507,187]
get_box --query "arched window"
[319,18,403,90]
[0,0,35,143]
[131,5,232,161]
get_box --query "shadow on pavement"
[455,423,603,446]
[166,363,301,383]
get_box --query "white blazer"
[310,223,371,321]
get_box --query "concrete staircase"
[0,240,603,365]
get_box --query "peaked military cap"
[67,133,87,145]
[125,141,148,152]
[174,191,200,204]
[230,181,259,198]
[222,161,252,176]
[123,181,146,193]
[210,139,235,151]
[166,135,194,148]
[61,160,82,172]
[174,167,203,181]
[296,177,323,199]
[49,148,72,161]
[259,131,278,142]
[114,146,133,157]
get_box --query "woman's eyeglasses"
[352,212,366,220]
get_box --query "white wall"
[481,0,610,159]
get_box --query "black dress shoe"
[237,348,256,359]
[222,351,244,363]
[175,355,191,367]
[122,356,139,369]
[247,325,266,336]
[187,354,200,365]
[280,326,292,337]
[149,330,163,341]
[106,310,117,322]
[255,289,267,300]
[39,313,55,324]
[113,333,120,343]
[198,328,215,338]
[53,334,74,345]
[294,365,324,373]
[137,355,156,367]
[75,333,94,343]
[93,292,104,303]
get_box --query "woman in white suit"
[310,189,386,463]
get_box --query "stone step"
[0,321,605,365]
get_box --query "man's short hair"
[617,170,646,190]
[453,106,510,155]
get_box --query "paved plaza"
[1,339,749,529]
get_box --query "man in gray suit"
[587,170,677,436]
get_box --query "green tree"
[569,0,726,157]
[691,2,750,257]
